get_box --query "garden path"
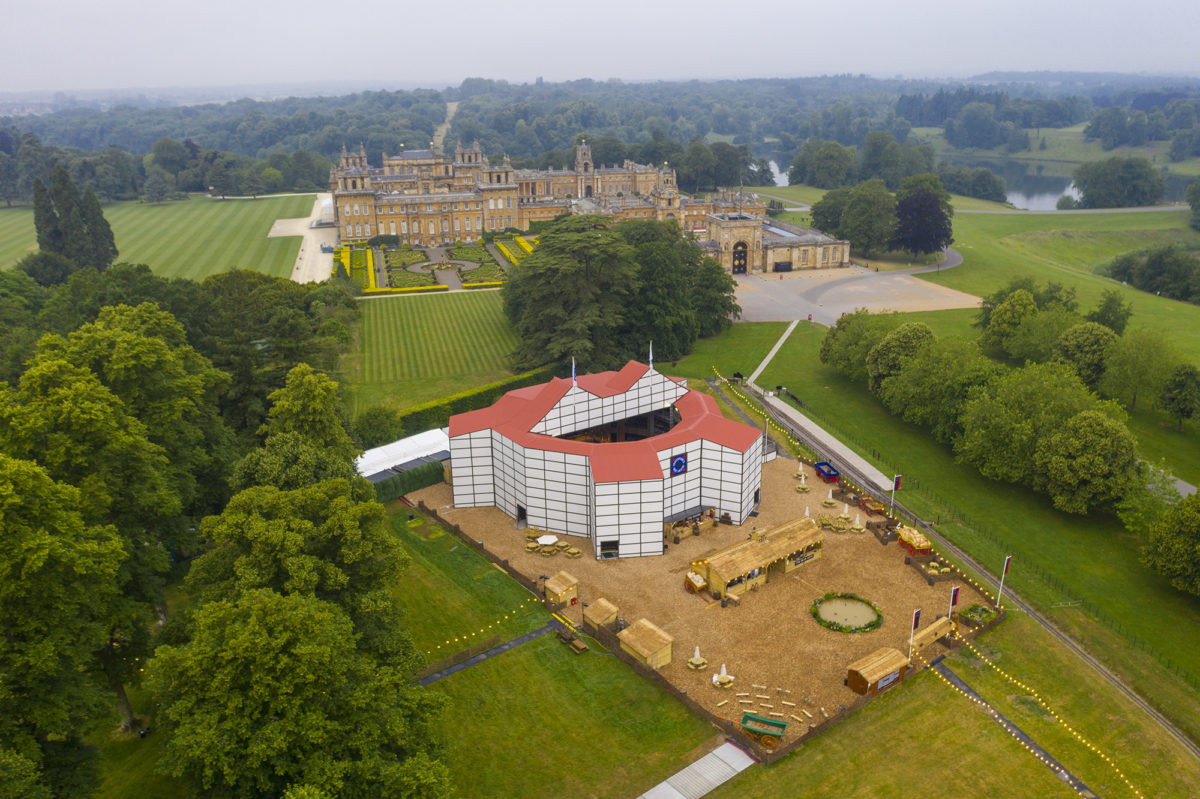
[638,741,756,799]
[418,619,560,686]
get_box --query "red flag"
[912,608,921,631]
[894,474,903,490]
[1003,555,1012,575]
[950,586,959,608]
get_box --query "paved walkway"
[638,741,757,799]
[267,192,336,284]
[418,620,559,685]
[748,380,892,495]
[932,658,1099,798]
[748,319,798,383]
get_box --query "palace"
[330,140,851,274]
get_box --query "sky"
[3,0,1200,95]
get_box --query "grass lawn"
[753,322,1200,741]
[388,507,547,657]
[340,291,518,415]
[0,194,314,279]
[433,635,716,798]
[391,505,715,797]
[665,321,789,381]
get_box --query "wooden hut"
[846,647,909,696]
[543,571,578,605]
[912,615,955,653]
[618,618,674,669]
[691,517,823,600]
[583,597,619,632]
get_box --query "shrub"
[373,461,445,503]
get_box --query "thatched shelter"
[691,517,823,599]
[544,571,578,605]
[583,597,619,631]
[846,647,908,696]
[618,618,674,669]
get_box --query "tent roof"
[356,428,450,480]
[618,618,673,657]
[848,647,908,682]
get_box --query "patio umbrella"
[537,534,558,546]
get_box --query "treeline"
[3,89,446,159]
[787,131,933,190]
[0,127,332,206]
[1108,243,1200,303]
[895,87,1091,129]
[502,216,739,373]
[821,285,1147,517]
[1082,98,1200,161]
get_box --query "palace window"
[345,224,352,236]
[401,221,408,234]
[355,224,361,236]
[364,224,371,236]
[454,218,460,232]
[389,221,396,234]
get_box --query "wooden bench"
[556,628,576,645]
[569,639,589,654]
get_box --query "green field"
[927,210,1200,359]
[342,291,518,414]
[912,124,1200,179]
[756,183,1015,212]
[0,194,314,279]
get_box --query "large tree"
[185,479,411,665]
[956,361,1125,487]
[1085,287,1134,334]
[890,187,953,256]
[809,186,852,236]
[838,179,896,256]
[981,288,1038,354]
[865,322,934,393]
[149,590,449,799]
[0,454,124,796]
[1099,328,1177,411]
[1142,493,1200,597]
[1034,410,1140,514]
[819,309,900,385]
[1159,363,1200,430]
[1053,321,1118,389]
[504,215,639,371]
[258,363,358,463]
[877,337,1001,445]
[1073,156,1165,209]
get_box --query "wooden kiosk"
[543,571,578,605]
[582,597,619,633]
[618,618,674,669]
[846,647,909,696]
[690,517,823,600]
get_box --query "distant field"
[926,209,1200,359]
[911,123,1200,178]
[0,194,313,279]
[342,291,518,414]
[755,183,1014,212]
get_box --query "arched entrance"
[732,241,748,274]
[585,185,593,198]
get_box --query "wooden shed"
[583,597,619,631]
[543,571,578,605]
[913,615,955,653]
[691,517,823,599]
[618,618,674,669]
[846,647,909,696]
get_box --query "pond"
[816,596,879,628]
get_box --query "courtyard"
[413,456,990,747]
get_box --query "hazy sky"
[4,0,1199,94]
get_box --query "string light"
[427,597,539,654]
[951,632,1143,798]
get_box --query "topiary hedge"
[374,460,445,503]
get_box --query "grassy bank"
[0,194,314,279]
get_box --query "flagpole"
[908,608,920,661]
[996,555,1011,609]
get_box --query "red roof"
[450,361,762,483]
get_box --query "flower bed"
[810,592,883,633]
[385,248,429,268]
[447,245,496,265]
[387,267,436,288]
[959,603,999,628]
[462,261,507,283]
[495,241,520,266]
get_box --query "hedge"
[373,461,445,503]
[363,284,449,295]
[388,366,554,436]
[463,281,505,290]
